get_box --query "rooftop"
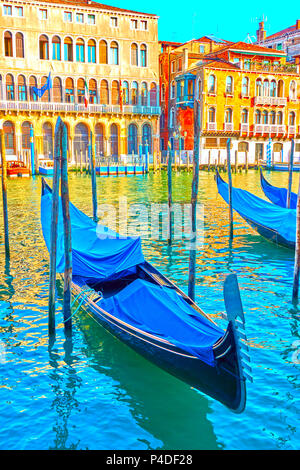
[265,21,300,41]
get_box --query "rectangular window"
[40,9,48,20]
[199,45,205,53]
[110,17,118,27]
[64,11,72,22]
[3,5,12,15]
[277,43,282,50]
[141,20,147,30]
[76,13,84,23]
[131,19,138,29]
[88,14,95,24]
[15,6,23,17]
[171,61,175,72]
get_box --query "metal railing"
[254,96,287,106]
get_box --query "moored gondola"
[260,169,297,209]
[216,170,295,249]
[41,178,251,413]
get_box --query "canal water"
[0,170,299,450]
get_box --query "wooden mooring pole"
[292,172,300,303]
[0,129,10,259]
[227,138,234,240]
[48,117,72,338]
[188,99,200,301]
[90,131,98,222]
[167,143,172,245]
[287,139,295,209]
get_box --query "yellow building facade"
[0,0,160,164]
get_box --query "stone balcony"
[254,96,287,106]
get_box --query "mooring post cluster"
[0,128,10,259]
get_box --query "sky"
[99,0,298,43]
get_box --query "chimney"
[183,48,188,71]
[296,19,300,30]
[256,21,266,43]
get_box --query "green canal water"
[0,170,299,450]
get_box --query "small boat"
[39,159,54,176]
[261,162,300,172]
[6,160,30,178]
[260,170,297,209]
[40,178,251,413]
[216,170,295,249]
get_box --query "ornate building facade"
[0,0,160,163]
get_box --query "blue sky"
[101,1,298,43]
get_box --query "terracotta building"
[0,0,160,163]
[256,19,300,63]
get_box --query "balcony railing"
[254,96,287,106]
[207,122,217,131]
[224,122,234,132]
[288,125,296,135]
[176,94,194,104]
[254,124,287,134]
[247,62,298,74]
[0,100,161,116]
[240,123,249,134]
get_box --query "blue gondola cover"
[41,190,144,280]
[98,279,223,366]
[216,173,296,245]
[260,171,297,209]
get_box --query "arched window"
[141,82,148,106]
[270,80,277,97]
[142,124,152,154]
[140,44,147,67]
[111,80,120,105]
[3,121,16,155]
[226,76,233,94]
[161,83,165,101]
[289,111,296,126]
[150,83,157,106]
[289,80,296,100]
[110,41,118,65]
[18,75,27,101]
[277,111,283,125]
[128,124,138,154]
[77,78,85,104]
[238,142,249,152]
[95,123,104,157]
[88,39,96,63]
[4,31,13,57]
[53,77,62,102]
[110,124,119,157]
[76,38,85,62]
[131,81,138,105]
[74,123,89,161]
[65,77,74,103]
[171,81,175,99]
[131,43,138,66]
[263,79,269,97]
[41,76,50,102]
[99,40,108,64]
[16,32,24,58]
[52,36,61,60]
[89,79,97,104]
[64,37,73,62]
[160,112,165,129]
[262,110,268,124]
[241,108,248,123]
[255,109,261,124]
[43,122,53,158]
[6,74,14,100]
[123,81,129,105]
[170,108,175,128]
[225,108,232,123]
[208,107,215,122]
[29,76,37,101]
[100,79,109,104]
[208,75,216,93]
[242,77,249,96]
[270,110,276,125]
[21,121,31,149]
[39,35,49,60]
[277,80,284,98]
[255,79,262,96]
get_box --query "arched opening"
[88,39,96,63]
[225,108,233,123]
[150,83,157,106]
[141,82,148,106]
[277,111,283,125]
[95,123,104,157]
[289,80,296,100]
[263,79,269,97]
[140,44,147,67]
[100,79,109,104]
[6,74,15,100]
[242,77,249,96]
[241,108,248,123]
[3,121,16,155]
[64,37,73,62]
[142,124,152,154]
[52,35,61,60]
[53,77,62,102]
[29,76,37,101]
[208,107,216,123]
[255,79,262,97]
[131,43,138,66]
[262,110,268,124]
[39,35,49,60]
[255,109,261,124]
[110,124,119,158]
[111,80,120,105]
[226,76,233,94]
[208,75,216,94]
[89,79,97,104]
[131,81,138,105]
[4,31,13,57]
[65,77,74,103]
[110,41,118,65]
[128,124,138,154]
[273,142,283,162]
[21,121,31,150]
[43,122,53,158]
[270,80,277,97]
[16,32,24,58]
[238,142,249,152]
[99,40,108,64]
[76,38,85,62]
[74,123,89,161]
[77,78,85,104]
[41,76,50,102]
[270,110,276,125]
[123,81,129,105]
[18,75,27,101]
[277,80,284,97]
[289,111,295,126]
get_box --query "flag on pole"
[32,72,52,98]
[84,79,89,108]
[119,79,123,112]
